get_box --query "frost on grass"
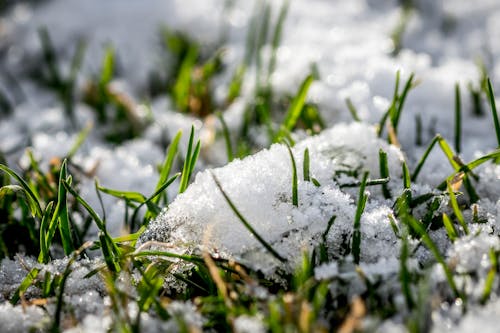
[140,122,404,272]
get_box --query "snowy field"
[0,0,500,332]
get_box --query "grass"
[3,2,500,332]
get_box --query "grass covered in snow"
[1,0,500,332]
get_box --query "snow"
[0,0,499,331]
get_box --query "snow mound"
[140,122,404,271]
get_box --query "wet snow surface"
[0,0,500,331]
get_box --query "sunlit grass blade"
[442,213,458,242]
[352,171,369,265]
[55,160,73,256]
[402,161,411,190]
[438,136,461,170]
[179,126,200,193]
[411,135,440,182]
[216,111,234,162]
[211,172,286,263]
[391,73,414,134]
[0,164,42,218]
[486,78,500,147]
[400,228,414,310]
[345,98,361,122]
[379,149,391,199]
[153,130,181,205]
[275,74,314,142]
[481,248,497,304]
[284,144,298,207]
[447,181,469,235]
[402,213,461,299]
[10,267,40,305]
[173,45,198,113]
[303,148,310,182]
[454,83,462,153]
[267,0,289,78]
[67,122,92,159]
[99,45,115,87]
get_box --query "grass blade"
[403,214,461,299]
[285,144,298,207]
[10,267,40,305]
[454,83,462,153]
[411,135,440,182]
[486,78,500,147]
[211,172,286,263]
[379,149,391,199]
[481,248,497,304]
[345,98,361,122]
[153,130,181,205]
[0,164,42,218]
[400,228,414,310]
[442,213,458,242]
[179,126,200,193]
[447,181,469,235]
[216,111,234,162]
[303,148,310,182]
[275,74,314,142]
[352,171,369,264]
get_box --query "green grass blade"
[179,126,199,193]
[411,135,440,182]
[275,74,314,142]
[0,164,42,218]
[10,268,40,305]
[345,98,361,122]
[100,46,115,87]
[303,148,310,182]
[153,131,181,205]
[173,45,198,112]
[438,136,460,170]
[55,160,73,256]
[454,83,462,153]
[63,180,105,231]
[97,185,147,204]
[216,111,234,162]
[481,248,497,304]
[267,0,289,78]
[67,122,92,159]
[285,144,298,207]
[403,214,461,299]
[442,213,458,242]
[400,229,414,310]
[391,73,414,134]
[487,78,500,147]
[447,181,469,235]
[139,172,181,223]
[211,172,286,263]
[402,161,411,190]
[352,171,369,264]
[379,149,391,199]
[38,201,54,263]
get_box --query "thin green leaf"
[352,171,369,264]
[442,213,458,242]
[0,164,42,218]
[487,78,500,147]
[285,144,298,207]
[10,268,40,305]
[303,148,310,182]
[379,149,391,199]
[447,181,469,235]
[275,74,314,142]
[153,131,182,205]
[454,83,462,153]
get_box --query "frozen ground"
[0,0,500,332]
